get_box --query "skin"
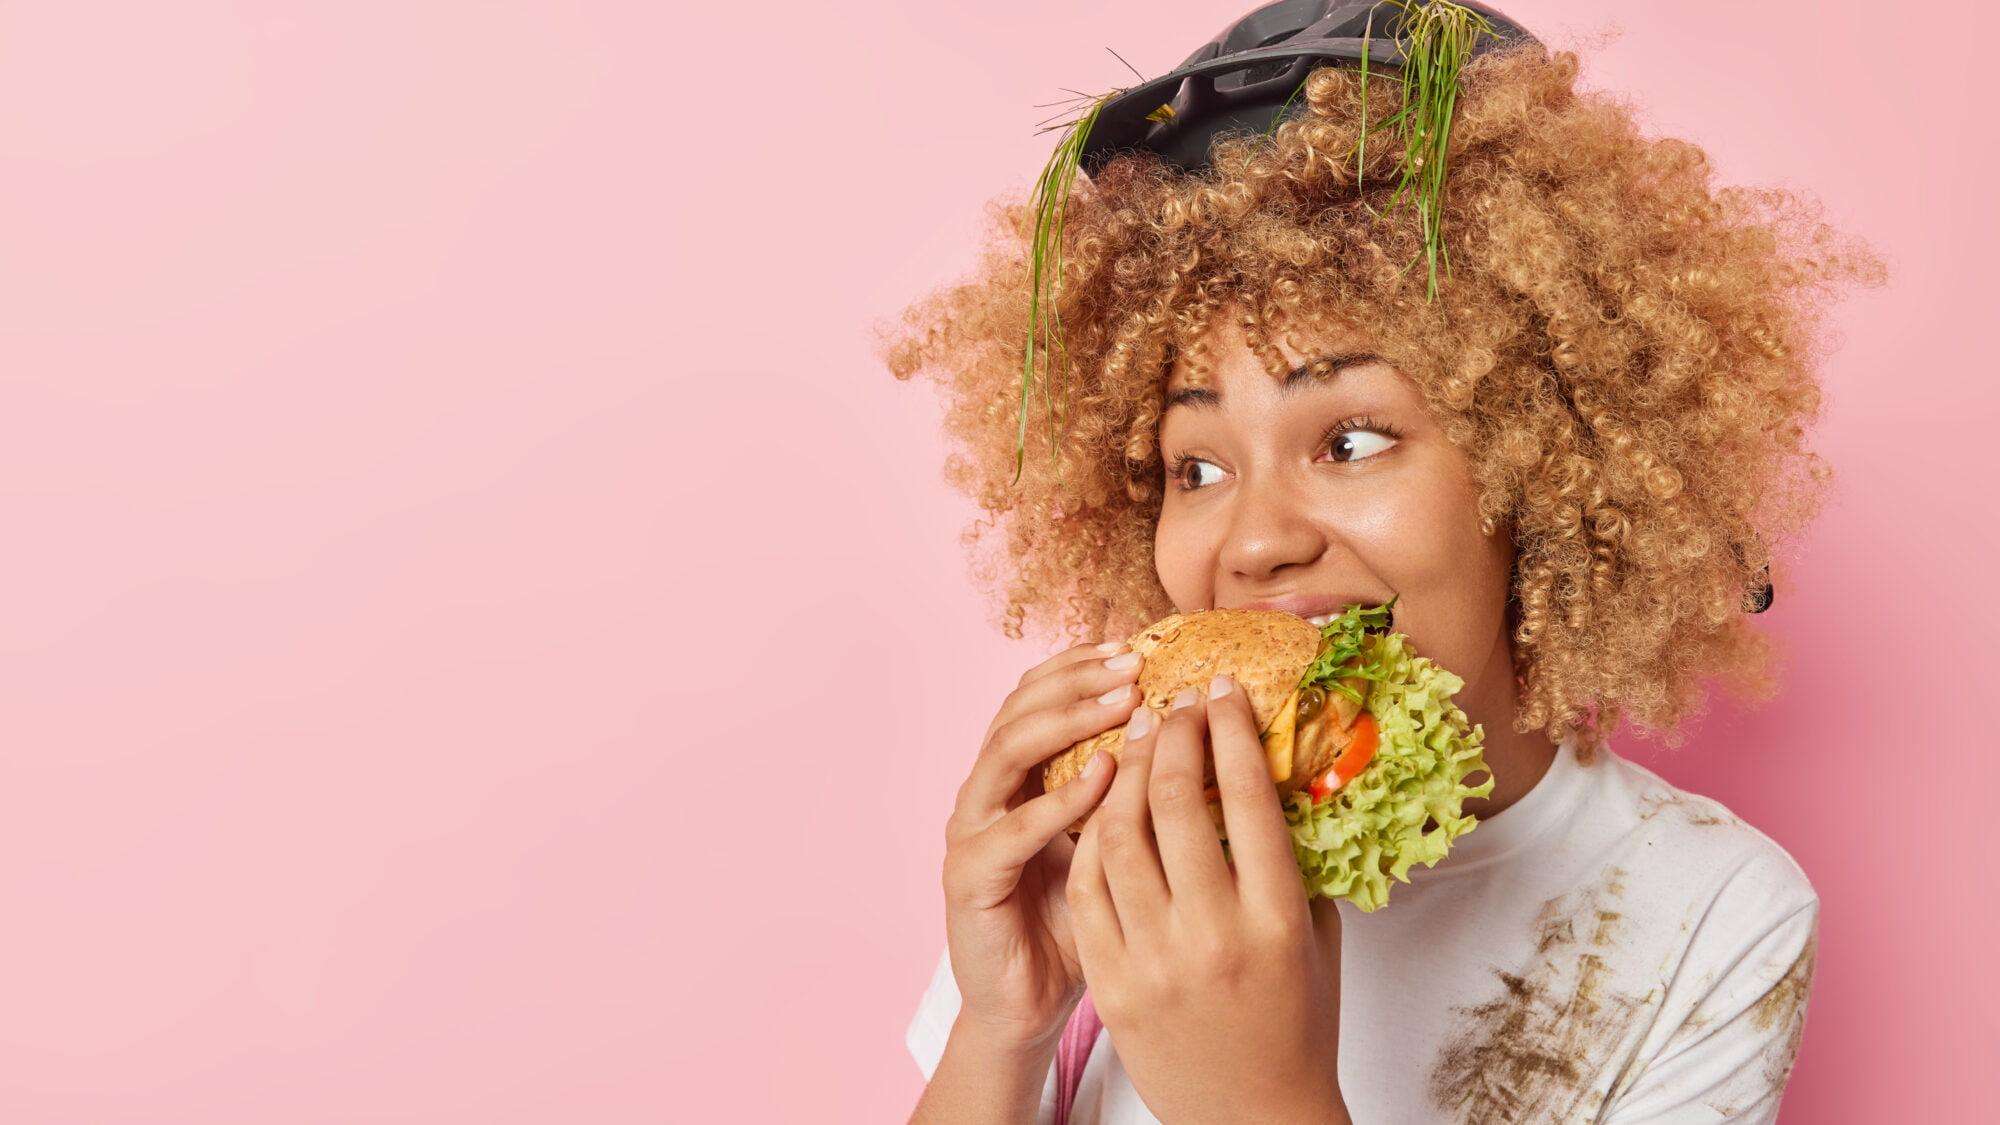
[914,640,1139,1125]
[1067,677,1347,1122]
[914,308,1559,1122]
[1153,309,1557,824]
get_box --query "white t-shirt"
[905,731,1819,1123]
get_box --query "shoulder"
[1582,748,1818,918]
[1556,754,1823,1118]
[1581,757,1823,1119]
[1547,746,1819,987]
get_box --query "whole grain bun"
[1042,608,1323,834]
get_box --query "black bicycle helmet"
[1076,0,1538,179]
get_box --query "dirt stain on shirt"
[1638,788,1737,828]
[1691,929,1819,1117]
[1428,864,1656,1123]
[1751,930,1817,1086]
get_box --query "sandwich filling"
[1217,599,1496,912]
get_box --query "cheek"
[1374,451,1491,576]
[1403,528,1510,639]
[1151,504,1208,608]
[1369,500,1488,586]
[1362,464,1511,660]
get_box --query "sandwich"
[1041,599,1493,911]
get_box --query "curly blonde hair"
[875,44,1885,756]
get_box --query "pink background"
[0,1,1988,1119]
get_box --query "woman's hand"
[1068,674,1349,1124]
[939,639,1140,1051]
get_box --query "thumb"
[994,751,1117,873]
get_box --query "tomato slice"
[1302,711,1381,803]
[1332,711,1378,783]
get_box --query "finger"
[1205,673,1302,907]
[954,679,1141,829]
[1148,684,1234,910]
[1310,893,1343,966]
[964,749,1120,894]
[1306,895,1344,997]
[1094,704,1170,938]
[1065,797,1125,968]
[1023,639,1129,688]
[983,646,1143,749]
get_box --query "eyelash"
[1165,414,1405,493]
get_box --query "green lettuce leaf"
[1296,597,1395,703]
[1221,616,1493,912]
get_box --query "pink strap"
[1054,991,1104,1125]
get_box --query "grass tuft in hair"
[1014,5,1498,474]
[1016,48,1156,484]
[1355,0,1500,301]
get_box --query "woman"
[877,7,1883,1120]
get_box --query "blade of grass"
[1017,87,1114,482]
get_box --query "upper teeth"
[1308,613,1336,627]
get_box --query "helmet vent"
[1224,58,1319,96]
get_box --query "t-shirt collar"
[1421,728,1586,875]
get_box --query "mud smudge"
[1751,931,1817,1086]
[1428,865,1654,1123]
[1637,788,1738,829]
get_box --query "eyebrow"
[1164,352,1386,411]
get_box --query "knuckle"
[1217,773,1267,805]
[1062,695,1113,727]
[988,807,1029,850]
[1188,929,1243,978]
[951,774,978,810]
[939,851,970,901]
[1095,817,1141,855]
[1053,666,1095,701]
[1135,960,1184,1005]
[1252,904,1307,944]
[983,716,1026,758]
[942,838,1005,906]
[1150,772,1205,808]
[1064,653,1114,685]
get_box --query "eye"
[1168,455,1227,492]
[1320,416,1403,463]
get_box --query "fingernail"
[1097,684,1132,705]
[1170,686,1200,710]
[1083,752,1109,777]
[1126,707,1155,737]
[1104,652,1140,672]
[1208,674,1233,699]
[1096,641,1125,653]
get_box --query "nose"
[1217,470,1326,582]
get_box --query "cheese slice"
[1258,686,1301,783]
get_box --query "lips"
[1235,595,1396,629]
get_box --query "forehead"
[1165,311,1385,396]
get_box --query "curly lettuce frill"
[1220,629,1494,912]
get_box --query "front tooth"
[1308,613,1335,627]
